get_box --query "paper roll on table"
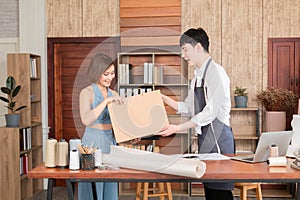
[103,146,206,178]
[268,156,287,166]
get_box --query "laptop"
[231,131,293,163]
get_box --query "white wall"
[19,0,48,189]
[0,38,19,126]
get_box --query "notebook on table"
[231,131,293,163]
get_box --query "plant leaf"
[12,85,21,97]
[6,76,16,90]
[1,87,11,95]
[15,105,27,112]
[0,96,9,103]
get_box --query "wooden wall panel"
[120,0,180,7]
[47,0,82,37]
[120,0,181,51]
[222,0,263,106]
[182,0,300,135]
[46,0,300,135]
[221,0,263,138]
[181,0,222,62]
[83,0,119,36]
[47,0,119,37]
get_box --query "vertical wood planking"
[0,128,20,200]
[83,0,119,36]
[221,0,263,139]
[222,0,263,106]
[181,0,222,63]
[47,0,82,37]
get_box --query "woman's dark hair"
[87,53,114,83]
[180,28,210,53]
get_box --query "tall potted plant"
[0,76,27,127]
[257,87,298,131]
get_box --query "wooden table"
[28,159,300,200]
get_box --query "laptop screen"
[253,131,293,162]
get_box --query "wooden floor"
[30,186,295,200]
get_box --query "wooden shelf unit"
[231,107,260,153]
[0,53,43,200]
[117,52,191,195]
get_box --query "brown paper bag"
[108,90,169,143]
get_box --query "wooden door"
[47,37,120,140]
[268,38,300,130]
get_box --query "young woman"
[78,53,122,200]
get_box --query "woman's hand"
[156,124,180,137]
[106,96,125,104]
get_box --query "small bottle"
[269,144,279,157]
[69,149,80,170]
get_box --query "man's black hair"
[180,28,210,53]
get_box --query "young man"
[157,28,234,200]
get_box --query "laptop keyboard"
[243,157,254,161]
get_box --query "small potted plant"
[234,86,248,108]
[0,76,27,127]
[257,87,298,131]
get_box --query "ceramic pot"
[5,114,20,127]
[265,111,286,132]
[234,96,248,108]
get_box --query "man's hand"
[130,137,141,144]
[156,124,180,137]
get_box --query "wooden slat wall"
[46,0,300,101]
[120,0,181,51]
[182,0,261,137]
[182,0,300,108]
[181,0,222,62]
[47,0,119,37]
[47,0,82,37]
[46,0,300,138]
[182,0,300,137]
[222,0,263,107]
[82,0,120,36]
[182,0,262,107]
